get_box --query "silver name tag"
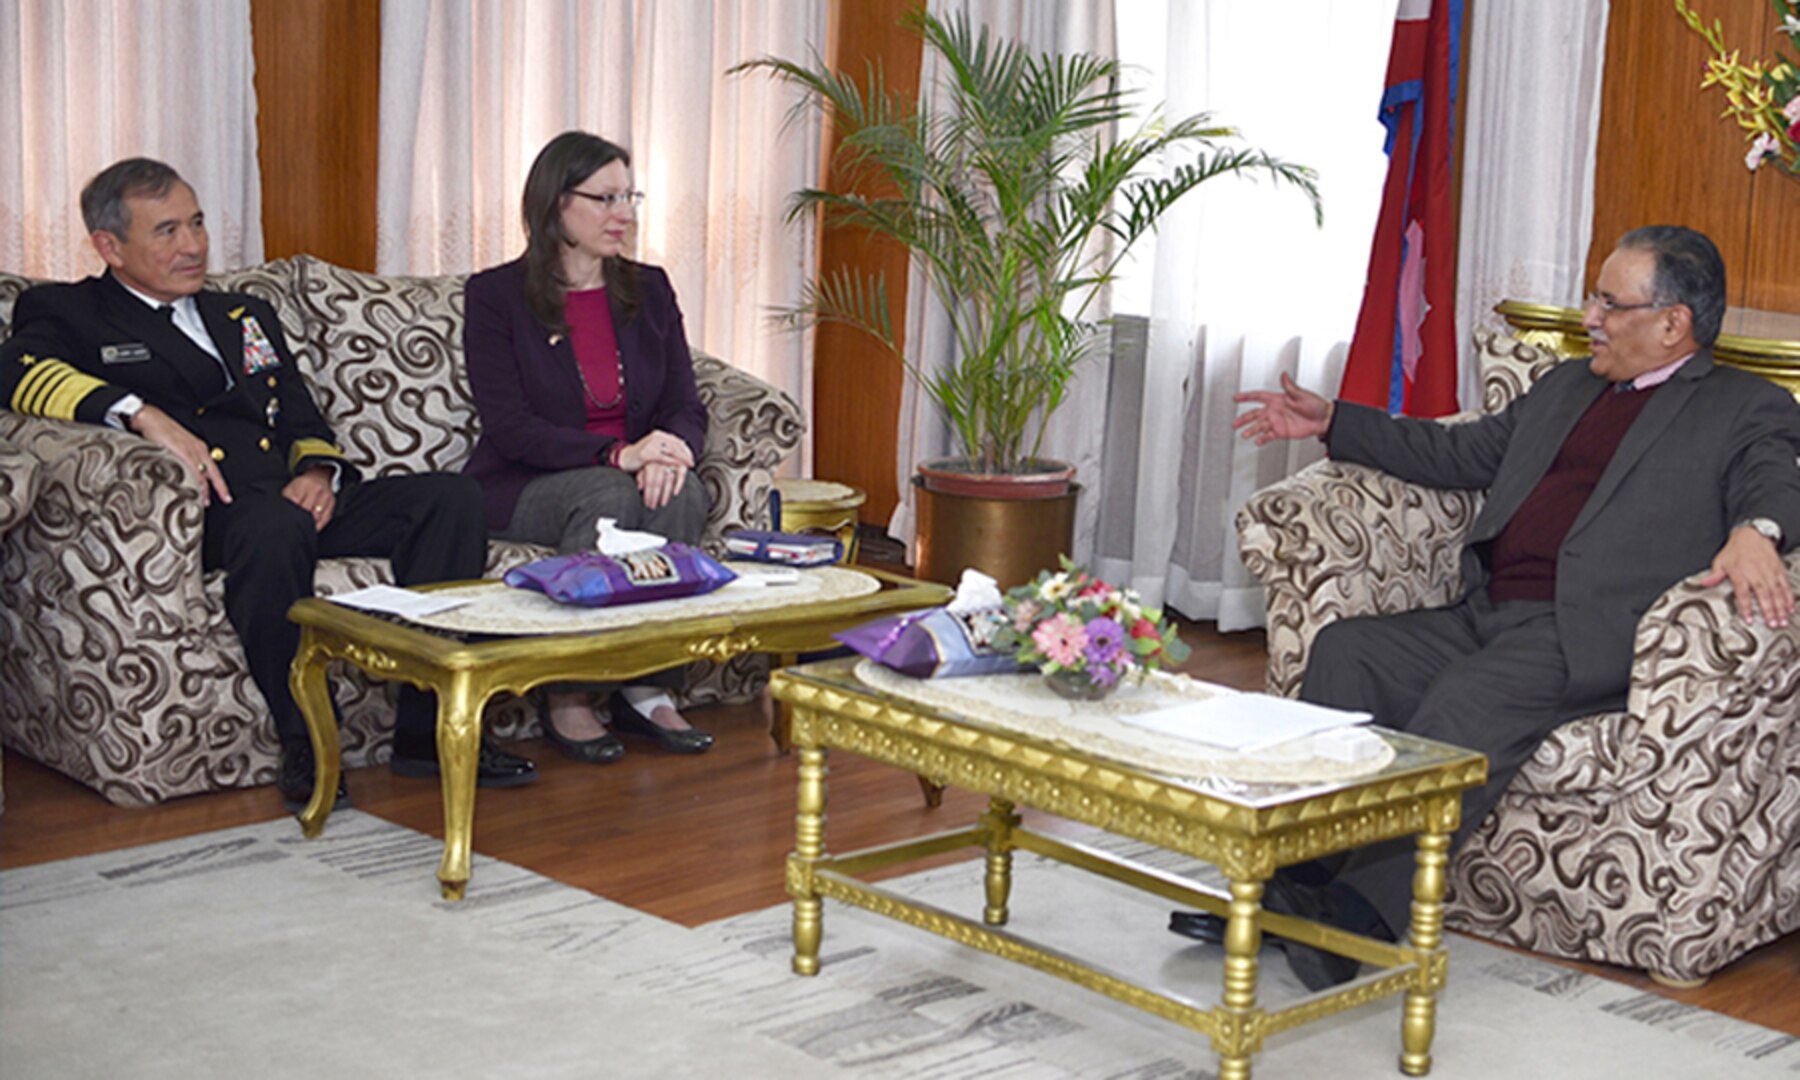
[100,343,152,365]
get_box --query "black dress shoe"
[1167,878,1364,992]
[389,737,538,787]
[537,697,624,765]
[609,693,714,754]
[1169,910,1290,949]
[1261,876,1362,991]
[277,745,350,814]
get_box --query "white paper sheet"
[326,585,473,619]
[1118,691,1373,752]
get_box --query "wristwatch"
[1737,517,1784,546]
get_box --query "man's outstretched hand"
[1233,373,1335,445]
[1700,526,1794,628]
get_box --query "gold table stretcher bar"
[771,658,1488,1080]
[287,568,949,900]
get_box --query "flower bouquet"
[1676,0,1800,178]
[998,559,1191,700]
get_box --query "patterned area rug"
[3,813,1796,1079]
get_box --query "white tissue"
[945,569,1005,615]
[594,517,667,555]
[1312,727,1387,764]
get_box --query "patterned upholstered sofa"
[1236,327,1800,986]
[0,255,803,806]
[0,437,42,815]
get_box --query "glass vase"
[1043,667,1115,701]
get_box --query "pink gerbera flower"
[1032,613,1088,668]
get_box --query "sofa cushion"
[289,255,478,476]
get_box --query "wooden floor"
[2,618,1796,1038]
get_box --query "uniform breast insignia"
[240,314,281,375]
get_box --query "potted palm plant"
[736,10,1320,584]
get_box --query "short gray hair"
[80,158,187,236]
[1617,225,1728,348]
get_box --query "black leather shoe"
[1168,910,1291,949]
[1261,876,1361,991]
[609,693,713,754]
[277,744,350,813]
[389,737,538,788]
[537,696,624,765]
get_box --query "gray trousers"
[497,465,708,553]
[1299,591,1576,938]
[498,465,710,694]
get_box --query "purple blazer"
[461,257,708,531]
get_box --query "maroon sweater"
[1486,385,1658,602]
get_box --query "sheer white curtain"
[888,0,1117,555]
[0,0,262,276]
[1455,0,1610,395]
[1096,0,1397,628]
[377,0,825,466]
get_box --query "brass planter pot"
[912,475,1079,590]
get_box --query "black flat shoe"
[609,694,713,754]
[536,696,624,764]
[277,745,351,813]
[389,737,539,787]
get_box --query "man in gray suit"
[1172,225,1800,989]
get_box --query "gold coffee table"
[287,567,949,900]
[771,658,1487,1080]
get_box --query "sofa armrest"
[1511,552,1800,800]
[0,414,210,627]
[1236,459,1482,697]
[693,352,805,548]
[0,438,40,533]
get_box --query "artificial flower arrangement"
[998,559,1192,698]
[1676,0,1800,177]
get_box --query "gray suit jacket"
[1328,350,1800,717]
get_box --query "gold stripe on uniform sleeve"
[288,437,348,473]
[10,358,110,421]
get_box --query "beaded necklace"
[573,344,626,410]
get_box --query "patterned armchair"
[0,436,41,815]
[1236,327,1800,987]
[0,255,804,806]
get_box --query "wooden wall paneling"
[250,0,380,270]
[812,0,923,529]
[1588,0,1775,310]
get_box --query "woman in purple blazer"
[463,131,712,762]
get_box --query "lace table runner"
[406,567,881,636]
[854,661,1395,787]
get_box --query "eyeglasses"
[1583,292,1670,316]
[567,189,645,211]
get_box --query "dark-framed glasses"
[568,189,646,211]
[1583,292,1670,316]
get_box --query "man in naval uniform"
[0,158,535,808]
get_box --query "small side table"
[773,478,866,564]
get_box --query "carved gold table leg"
[1214,877,1266,1080]
[434,672,485,901]
[981,798,1020,926]
[289,630,340,838]
[791,744,828,975]
[1401,828,1451,1076]
[769,652,798,753]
